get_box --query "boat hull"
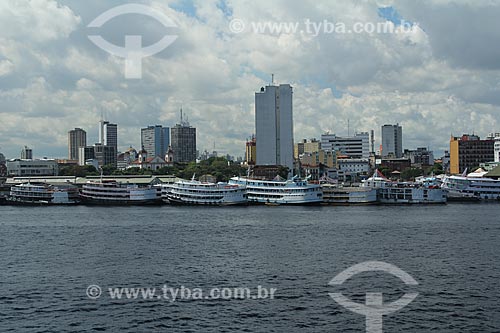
[322,187,378,205]
[5,198,79,205]
[166,195,247,206]
[247,198,322,205]
[80,197,162,206]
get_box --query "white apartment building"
[320,132,370,159]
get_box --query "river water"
[1,204,499,332]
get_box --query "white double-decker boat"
[164,179,247,205]
[8,182,79,205]
[229,176,322,205]
[321,184,378,205]
[363,170,446,204]
[441,173,500,201]
[80,180,161,205]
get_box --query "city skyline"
[1,1,500,159]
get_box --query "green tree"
[401,167,423,181]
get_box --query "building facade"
[255,84,294,171]
[337,158,370,175]
[171,122,196,163]
[381,124,403,158]
[320,132,369,159]
[6,159,59,176]
[141,125,170,158]
[68,128,87,160]
[450,134,495,174]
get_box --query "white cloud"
[0,0,81,43]
[0,0,500,159]
[0,59,14,76]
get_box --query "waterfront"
[1,204,500,332]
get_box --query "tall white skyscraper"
[255,84,294,171]
[381,124,403,157]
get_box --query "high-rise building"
[99,120,118,149]
[78,146,96,166]
[255,84,294,171]
[21,146,33,159]
[141,125,170,158]
[320,132,370,159]
[68,128,87,160]
[381,124,403,158]
[450,134,494,174]
[94,143,117,167]
[171,111,196,163]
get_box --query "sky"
[1,0,500,159]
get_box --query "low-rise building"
[380,158,411,172]
[337,158,370,175]
[300,149,336,168]
[404,148,434,166]
[6,159,59,176]
[129,148,167,171]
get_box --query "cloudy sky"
[1,0,500,159]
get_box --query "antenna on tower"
[180,107,183,124]
[271,73,274,85]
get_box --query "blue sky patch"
[170,0,197,18]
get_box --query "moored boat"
[441,174,500,201]
[7,182,79,205]
[321,184,378,205]
[229,176,322,205]
[80,180,161,205]
[165,179,247,205]
[362,170,447,204]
